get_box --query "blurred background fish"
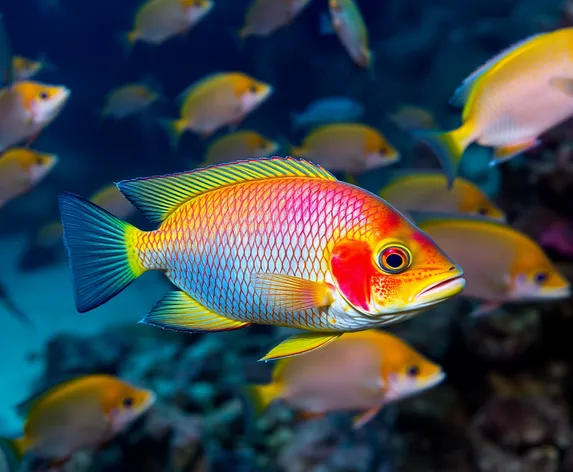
[290,96,364,130]
[200,130,279,165]
[101,82,161,120]
[12,53,54,81]
[239,0,312,38]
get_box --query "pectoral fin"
[251,273,335,313]
[352,405,382,429]
[492,139,540,164]
[141,291,251,332]
[549,77,573,97]
[259,332,342,362]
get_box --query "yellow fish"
[291,123,399,174]
[101,83,160,119]
[379,171,505,220]
[126,0,214,47]
[414,213,570,316]
[201,130,279,166]
[0,148,58,208]
[0,375,155,471]
[389,106,437,132]
[163,72,273,144]
[244,329,445,429]
[328,0,372,70]
[240,0,312,38]
[12,54,54,81]
[0,81,70,151]
[417,28,573,187]
[58,157,465,361]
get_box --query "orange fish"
[244,329,445,429]
[0,148,58,207]
[163,72,273,144]
[201,130,279,166]
[58,157,465,361]
[0,81,70,151]
[102,83,160,119]
[0,375,155,471]
[240,0,312,38]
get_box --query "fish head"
[106,382,156,434]
[458,183,506,221]
[21,150,59,184]
[249,133,279,157]
[14,81,70,125]
[509,255,570,301]
[239,79,273,114]
[181,0,214,23]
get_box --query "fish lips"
[413,272,466,308]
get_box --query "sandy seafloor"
[0,234,167,435]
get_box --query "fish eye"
[123,397,134,408]
[377,245,411,274]
[534,272,548,285]
[407,365,420,377]
[249,84,258,94]
[39,91,49,100]
[35,157,44,165]
[477,207,489,216]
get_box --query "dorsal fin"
[449,33,543,109]
[117,157,337,223]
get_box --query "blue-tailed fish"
[413,213,570,316]
[379,171,505,220]
[58,157,465,361]
[244,329,445,429]
[291,97,364,130]
[416,28,573,187]
[239,0,312,38]
[0,375,155,471]
[201,130,278,166]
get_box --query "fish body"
[0,81,70,151]
[414,214,570,308]
[292,123,399,174]
[240,0,312,38]
[328,0,371,69]
[127,0,214,46]
[418,28,573,187]
[244,330,445,428]
[389,106,437,132]
[102,83,159,119]
[12,54,53,81]
[59,157,465,361]
[164,72,273,144]
[291,97,364,130]
[89,184,136,219]
[202,130,278,165]
[0,375,155,468]
[379,171,505,220]
[0,148,58,207]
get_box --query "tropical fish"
[0,81,70,151]
[291,97,364,130]
[89,184,136,219]
[244,329,445,429]
[101,83,160,119]
[389,106,437,132]
[163,72,273,144]
[379,171,505,221]
[328,0,372,70]
[416,28,573,187]
[126,0,214,47]
[0,148,58,207]
[12,53,54,81]
[291,123,399,174]
[239,0,312,38]
[413,213,570,316]
[0,281,33,327]
[201,130,278,166]
[58,157,465,361]
[0,375,155,470]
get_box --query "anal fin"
[352,405,382,429]
[259,332,342,362]
[492,139,540,165]
[141,291,251,332]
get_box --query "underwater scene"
[3,0,573,470]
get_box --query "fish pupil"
[534,272,548,284]
[477,207,488,215]
[386,253,403,268]
[407,365,419,377]
[39,91,49,100]
[123,397,134,407]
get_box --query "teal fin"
[141,291,251,332]
[491,139,540,165]
[117,157,337,224]
[58,192,146,313]
[0,438,25,472]
[259,332,342,362]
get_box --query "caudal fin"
[413,124,473,188]
[241,383,278,418]
[0,437,26,472]
[58,192,146,313]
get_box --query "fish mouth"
[538,286,571,300]
[414,274,466,307]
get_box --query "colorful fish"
[244,329,445,429]
[328,0,372,70]
[0,81,70,151]
[126,0,214,47]
[0,148,58,208]
[291,96,364,130]
[201,130,279,166]
[163,72,273,144]
[413,213,570,316]
[59,157,465,361]
[0,375,155,471]
[12,53,54,81]
[416,28,573,187]
[291,123,399,174]
[240,0,312,38]
[102,83,160,119]
[379,171,505,220]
